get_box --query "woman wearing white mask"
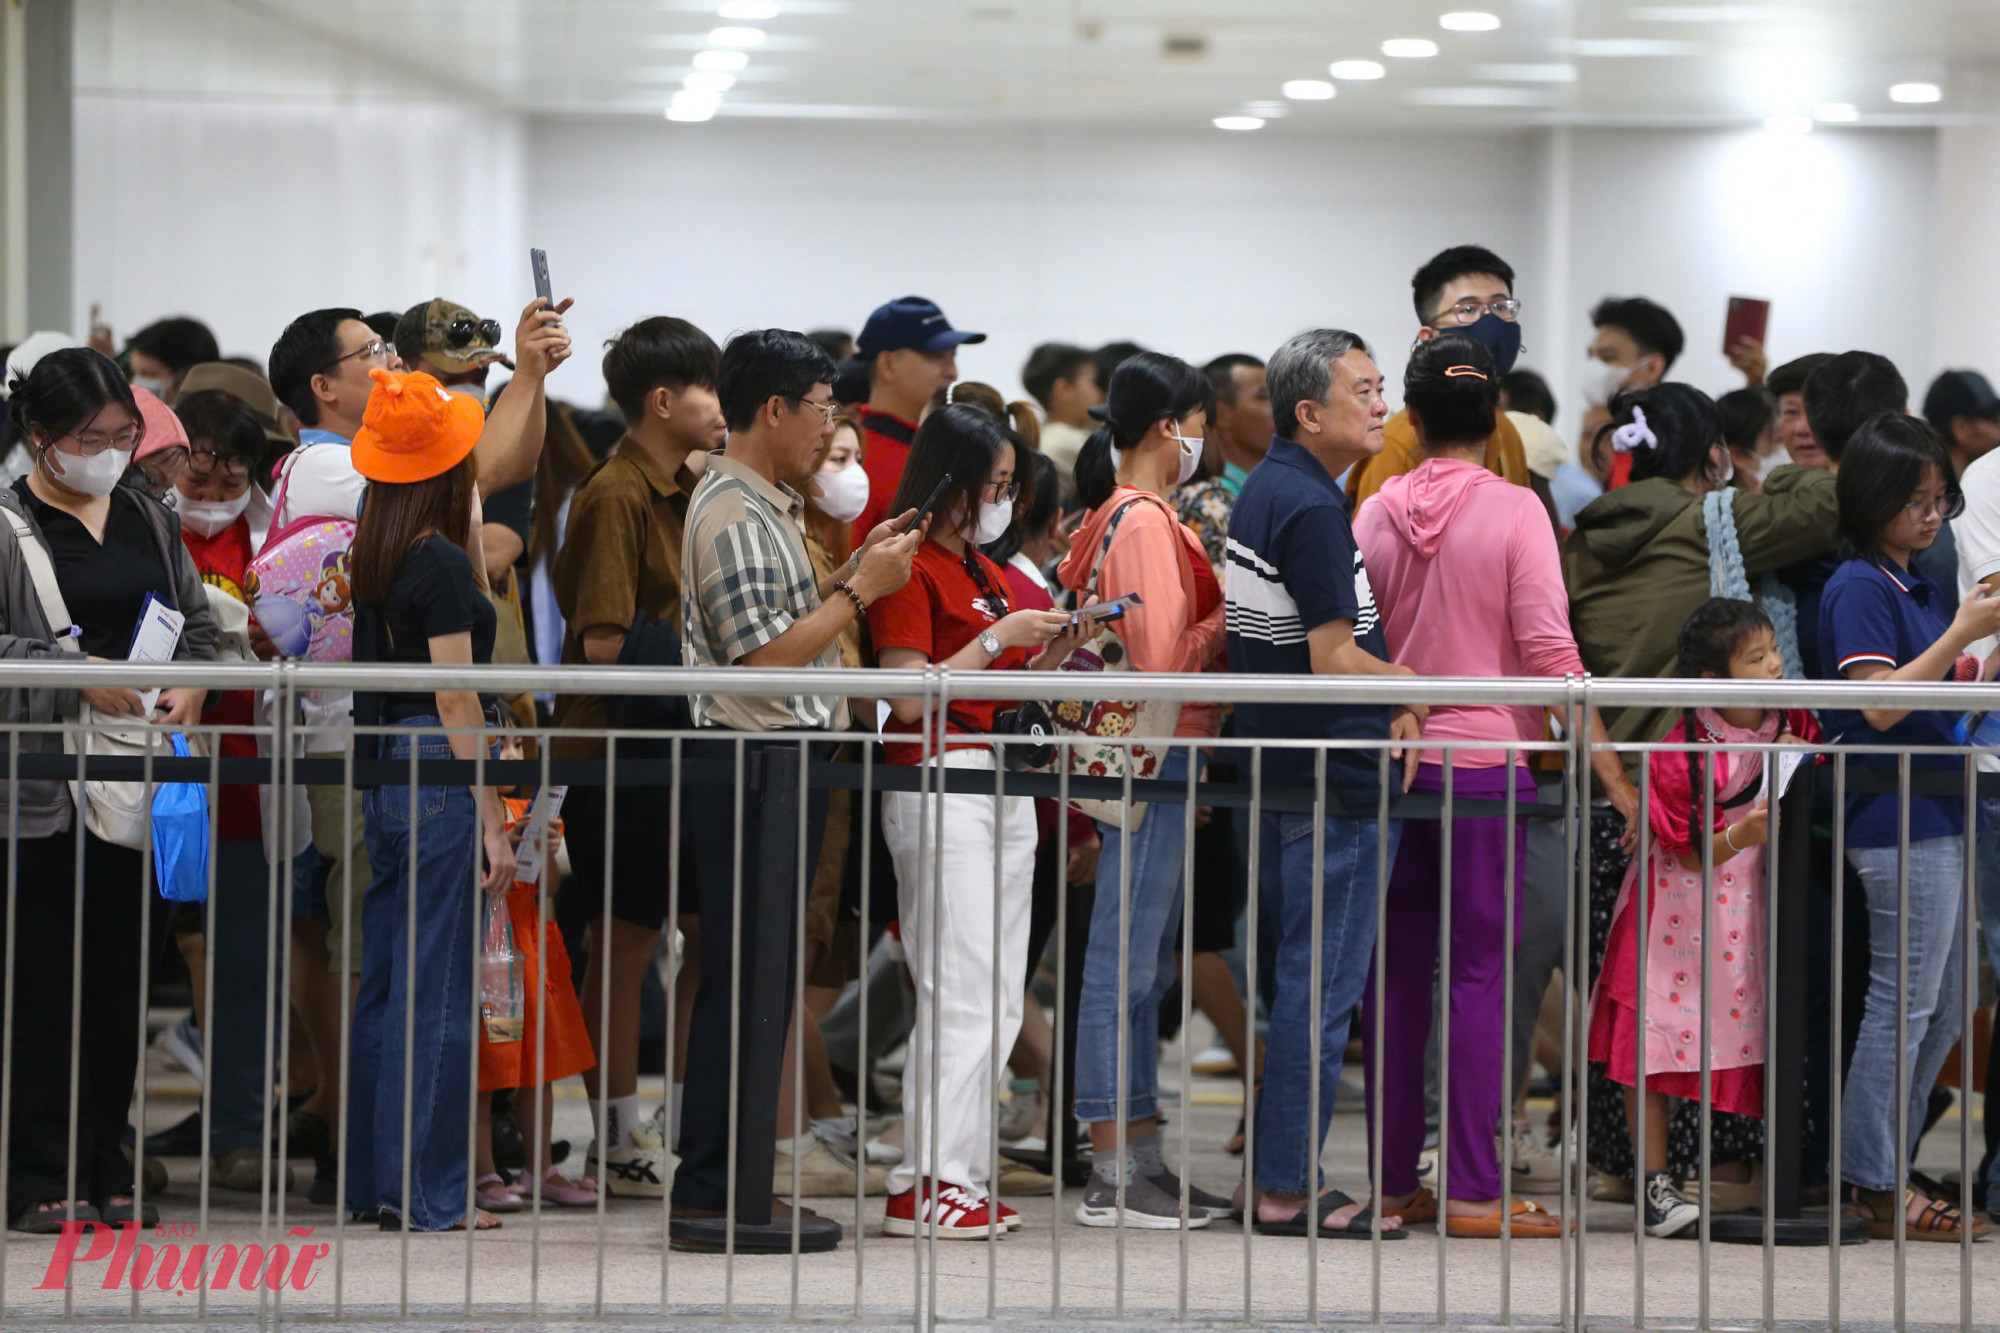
[1056,352,1231,1229]
[0,347,219,1231]
[867,403,1085,1238]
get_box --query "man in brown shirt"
[1346,244,1539,509]
[551,316,724,1196]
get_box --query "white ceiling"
[247,0,2000,130]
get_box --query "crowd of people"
[0,238,1995,1254]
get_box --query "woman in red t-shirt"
[866,403,1086,1239]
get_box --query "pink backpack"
[247,455,357,662]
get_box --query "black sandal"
[1252,1189,1407,1240]
[11,1200,98,1234]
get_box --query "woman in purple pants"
[1353,335,1637,1237]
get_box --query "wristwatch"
[978,629,1003,659]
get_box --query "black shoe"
[96,1198,160,1227]
[1643,1172,1699,1238]
[286,1109,333,1160]
[10,1201,97,1234]
[308,1156,339,1207]
[143,1110,205,1158]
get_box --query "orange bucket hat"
[350,367,483,484]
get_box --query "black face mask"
[1451,313,1523,377]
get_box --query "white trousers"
[880,748,1036,1195]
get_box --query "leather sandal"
[1846,1184,1991,1243]
[1444,1198,1567,1239]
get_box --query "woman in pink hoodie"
[1056,352,1231,1230]
[1353,335,1638,1238]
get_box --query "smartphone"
[1070,592,1144,630]
[911,472,954,531]
[530,248,554,310]
[1723,296,1769,355]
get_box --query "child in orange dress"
[474,721,598,1210]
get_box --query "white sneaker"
[586,1128,676,1198]
[1507,1125,1564,1190]
[865,1134,905,1167]
[776,1136,886,1197]
[1416,1146,1437,1185]
[1189,1040,1238,1078]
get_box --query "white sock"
[671,1083,685,1146]
[606,1094,641,1151]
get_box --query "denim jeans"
[1842,837,1968,1193]
[1253,808,1401,1196]
[346,722,478,1229]
[1074,747,1191,1124]
[206,840,276,1156]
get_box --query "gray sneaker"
[813,1117,862,1169]
[1076,1172,1213,1230]
[1147,1168,1234,1221]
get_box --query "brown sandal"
[1444,1198,1567,1239]
[1383,1187,1438,1226]
[1846,1185,1990,1243]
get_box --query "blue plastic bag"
[151,733,210,903]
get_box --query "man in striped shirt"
[676,329,919,1250]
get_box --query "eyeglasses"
[791,397,839,425]
[57,426,142,455]
[445,316,503,350]
[188,447,255,484]
[981,479,1021,504]
[1433,296,1523,326]
[320,339,390,373]
[1904,495,1952,521]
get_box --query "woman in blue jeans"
[346,368,516,1231]
[1820,413,1997,1242]
[1055,353,1228,1229]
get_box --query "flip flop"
[1444,1198,1566,1239]
[1252,1189,1407,1240]
[1384,1187,1437,1226]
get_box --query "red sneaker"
[883,1180,1019,1239]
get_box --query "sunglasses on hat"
[445,315,503,350]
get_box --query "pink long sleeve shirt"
[1353,457,1583,767]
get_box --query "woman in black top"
[0,348,219,1231]
[345,367,512,1232]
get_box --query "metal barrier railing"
[0,662,1989,1330]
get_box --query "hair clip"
[1444,365,1489,380]
[1611,404,1658,453]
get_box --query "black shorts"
[563,779,701,931]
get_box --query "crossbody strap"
[2,505,76,645]
[1082,496,1152,603]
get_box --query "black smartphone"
[530,248,554,310]
[911,472,953,531]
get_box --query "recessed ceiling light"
[1568,39,1700,57]
[1888,81,1942,104]
[1213,115,1265,132]
[1630,4,1790,18]
[1282,79,1336,100]
[1439,11,1501,31]
[694,49,750,71]
[1763,114,1813,135]
[1471,63,1579,83]
[684,70,737,93]
[1243,101,1289,118]
[707,26,766,47]
[1382,38,1439,59]
[668,91,721,121]
[718,0,778,18]
[1814,101,1860,123]
[1329,60,1386,80]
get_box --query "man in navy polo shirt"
[1225,328,1423,1237]
[851,296,984,539]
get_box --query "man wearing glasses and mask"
[1346,245,1542,511]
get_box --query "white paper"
[127,594,185,714]
[1760,749,1806,805]
[512,784,568,886]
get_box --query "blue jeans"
[1075,748,1191,1124]
[346,722,478,1229]
[1842,837,1968,1194]
[1254,809,1401,1196]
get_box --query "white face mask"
[1171,429,1205,486]
[1710,444,1736,489]
[810,462,869,523]
[1580,358,1634,410]
[41,443,131,498]
[178,489,253,539]
[130,375,172,401]
[972,498,1013,546]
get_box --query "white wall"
[1557,127,1939,428]
[69,0,527,367]
[1933,125,2000,382]
[526,118,1546,410]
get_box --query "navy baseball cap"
[1924,368,2000,432]
[855,296,986,359]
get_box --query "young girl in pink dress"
[1587,598,1815,1238]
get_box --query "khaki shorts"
[302,784,367,974]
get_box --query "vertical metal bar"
[1698,744,1714,1330]
[1052,742,1069,1323]
[1436,756,1453,1327]
[592,733,615,1320]
[334,732,356,1321]
[1830,752,1846,1328]
[990,740,1008,1310]
[530,737,552,1306]
[1635,742,1651,1330]
[665,734,683,1317]
[1764,737,1781,1329]
[1305,745,1326,1319]
[1501,746,1518,1328]
[1568,679,1592,1333]
[1177,741,1195,1324]
[400,733,417,1315]
[269,686,292,1328]
[792,736,809,1318]
[464,735,486,1309]
[926,671,950,1326]
[205,720,239,1323]
[129,739,155,1323]
[725,736,746,1315]
[1961,753,1975,1332]
[1372,744,1391,1323]
[854,739,871,1321]
[0,732,18,1318]
[911,671,934,1332]
[1113,747,1132,1322]
[1894,751,1910,1332]
[62,730,83,1321]
[1242,748,1262,1325]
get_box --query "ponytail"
[1074,425,1120,511]
[1005,399,1041,453]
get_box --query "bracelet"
[1723,822,1741,853]
[832,579,867,617]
